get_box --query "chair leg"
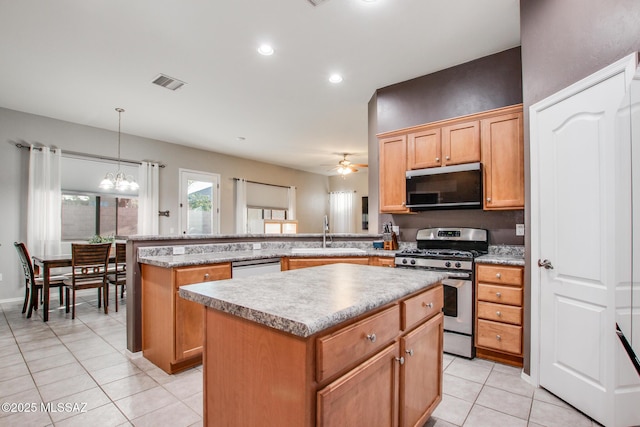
[22,284,29,314]
[65,288,70,313]
[114,284,118,313]
[121,284,125,299]
[103,284,108,314]
[98,287,101,308]
[59,286,64,306]
[71,288,76,320]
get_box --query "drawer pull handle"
[366,333,377,343]
[496,311,502,317]
[395,356,405,365]
[496,292,502,298]
[496,273,502,279]
[423,302,434,309]
[496,335,502,341]
[405,349,414,357]
[204,273,210,280]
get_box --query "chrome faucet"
[322,215,329,248]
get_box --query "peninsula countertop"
[179,263,445,338]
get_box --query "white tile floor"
[0,291,601,427]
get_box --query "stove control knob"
[445,261,451,268]
[410,259,416,265]
[402,259,408,264]
[455,262,461,268]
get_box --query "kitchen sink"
[290,247,367,254]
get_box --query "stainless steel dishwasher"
[231,258,281,278]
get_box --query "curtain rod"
[233,177,294,190]
[15,142,165,168]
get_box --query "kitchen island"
[180,263,444,427]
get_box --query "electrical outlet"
[173,246,186,255]
[252,243,261,250]
[516,224,525,236]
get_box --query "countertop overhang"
[179,263,445,338]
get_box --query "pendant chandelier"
[99,108,139,191]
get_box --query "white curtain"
[329,191,354,233]
[27,146,62,256]
[137,162,159,235]
[287,186,296,220]
[235,178,247,233]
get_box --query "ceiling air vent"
[307,0,330,6]
[151,74,186,91]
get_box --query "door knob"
[538,259,554,270]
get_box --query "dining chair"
[63,243,111,319]
[14,242,66,319]
[107,243,126,312]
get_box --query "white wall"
[0,107,329,300]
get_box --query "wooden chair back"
[70,243,111,284]
[14,242,35,286]
[114,243,126,273]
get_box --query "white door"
[534,70,627,423]
[179,169,220,235]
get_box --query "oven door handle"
[442,278,471,287]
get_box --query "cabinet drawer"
[477,301,522,325]
[402,285,443,331]
[476,320,522,355]
[174,263,231,288]
[476,265,522,286]
[317,305,400,383]
[477,284,522,306]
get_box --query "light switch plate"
[516,224,525,236]
[0,273,2,281]
[173,246,186,255]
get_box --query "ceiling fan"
[332,153,368,176]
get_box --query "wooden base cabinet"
[475,264,524,367]
[281,256,395,271]
[202,284,443,427]
[142,263,231,374]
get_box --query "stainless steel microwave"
[405,162,482,210]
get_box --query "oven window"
[443,285,458,317]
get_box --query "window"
[61,193,138,240]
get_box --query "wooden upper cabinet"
[379,135,409,213]
[442,120,481,166]
[481,112,524,210]
[407,128,441,169]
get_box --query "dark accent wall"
[369,47,525,246]
[377,47,523,133]
[519,0,640,375]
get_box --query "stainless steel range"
[395,227,488,358]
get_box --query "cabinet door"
[174,264,231,361]
[442,121,480,166]
[481,112,524,209]
[317,343,400,427]
[379,135,409,213]
[400,312,443,427]
[407,129,441,169]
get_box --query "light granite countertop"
[475,254,525,266]
[139,248,398,268]
[179,263,445,338]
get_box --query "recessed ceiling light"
[257,44,274,56]
[329,74,343,84]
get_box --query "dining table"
[32,253,114,322]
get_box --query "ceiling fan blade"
[351,163,368,168]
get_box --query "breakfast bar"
[180,263,445,427]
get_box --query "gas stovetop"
[397,248,484,260]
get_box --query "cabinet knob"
[435,157,440,162]
[405,349,414,357]
[445,156,450,160]
[487,197,492,202]
[402,201,406,206]
[395,356,405,365]
[496,311,502,317]
[366,333,377,343]
[496,273,502,279]
[423,302,434,309]
[496,335,502,341]
[496,292,502,298]
[204,273,210,280]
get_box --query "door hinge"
[180,203,183,208]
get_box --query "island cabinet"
[474,263,524,367]
[141,262,231,374]
[281,256,395,270]
[200,282,443,427]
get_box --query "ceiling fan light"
[99,174,115,190]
